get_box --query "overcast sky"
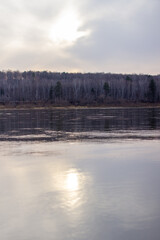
[0,0,159,74]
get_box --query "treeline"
[0,71,160,105]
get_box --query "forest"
[0,71,159,105]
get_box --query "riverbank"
[0,102,160,110]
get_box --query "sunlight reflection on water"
[0,108,160,240]
[66,170,79,191]
[0,140,160,240]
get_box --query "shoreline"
[0,102,160,110]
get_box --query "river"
[0,107,160,240]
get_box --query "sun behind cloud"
[49,7,89,46]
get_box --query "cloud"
[67,0,160,73]
[0,0,160,74]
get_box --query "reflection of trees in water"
[0,108,160,137]
[56,112,64,131]
[0,119,5,133]
[49,111,54,130]
[104,119,110,131]
[148,108,156,130]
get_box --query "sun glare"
[49,8,88,46]
[66,172,79,191]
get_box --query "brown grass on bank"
[0,102,160,110]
